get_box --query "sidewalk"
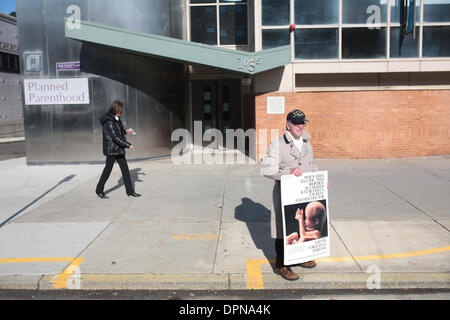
[0,155,449,291]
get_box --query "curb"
[1,272,448,291]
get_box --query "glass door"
[192,80,242,149]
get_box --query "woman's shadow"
[234,197,276,270]
[104,168,145,195]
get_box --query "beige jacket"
[261,131,319,239]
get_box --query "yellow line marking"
[246,259,269,290]
[0,257,86,289]
[53,258,85,289]
[172,233,218,241]
[246,245,450,289]
[317,246,450,262]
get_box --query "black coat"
[99,112,131,156]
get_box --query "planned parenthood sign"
[24,78,90,105]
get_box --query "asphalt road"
[0,289,448,300]
[0,141,25,161]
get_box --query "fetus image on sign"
[285,200,328,245]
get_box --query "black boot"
[127,191,141,197]
[96,191,108,199]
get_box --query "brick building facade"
[254,89,450,159]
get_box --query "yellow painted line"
[0,257,86,289]
[53,258,85,289]
[317,246,450,263]
[172,233,218,241]
[246,245,450,289]
[246,259,270,290]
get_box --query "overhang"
[65,19,291,75]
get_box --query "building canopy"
[65,19,291,75]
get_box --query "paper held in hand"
[281,171,330,266]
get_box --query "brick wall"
[255,90,450,159]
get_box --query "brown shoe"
[297,260,316,268]
[274,267,299,281]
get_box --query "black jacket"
[99,112,131,156]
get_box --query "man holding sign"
[261,109,322,281]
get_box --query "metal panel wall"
[17,0,187,164]
[0,16,23,131]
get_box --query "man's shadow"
[104,168,145,194]
[234,197,276,271]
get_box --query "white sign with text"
[281,171,330,265]
[24,78,90,105]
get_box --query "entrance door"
[192,80,241,149]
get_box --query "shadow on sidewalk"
[234,197,275,271]
[0,174,76,228]
[104,168,145,195]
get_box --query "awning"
[65,19,291,75]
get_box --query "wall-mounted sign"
[238,56,262,73]
[24,52,43,72]
[56,61,81,71]
[23,78,90,105]
[267,96,285,114]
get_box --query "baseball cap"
[287,109,309,125]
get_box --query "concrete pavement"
[0,154,449,291]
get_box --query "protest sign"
[281,171,330,265]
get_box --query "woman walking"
[95,100,141,198]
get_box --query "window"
[342,0,387,24]
[189,0,248,46]
[262,0,290,26]
[423,26,450,57]
[203,87,212,121]
[341,0,388,59]
[222,86,230,121]
[262,29,290,50]
[220,5,247,45]
[295,28,339,59]
[390,27,420,58]
[0,53,20,74]
[295,0,339,25]
[342,28,387,59]
[190,6,217,45]
[423,0,450,22]
[262,0,450,60]
[293,0,339,59]
[391,0,421,23]
[261,0,290,50]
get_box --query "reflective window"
[220,5,248,45]
[342,0,387,24]
[423,0,450,22]
[295,0,339,25]
[190,6,217,45]
[390,0,421,23]
[342,28,387,59]
[295,29,339,59]
[190,0,215,3]
[262,0,290,25]
[262,29,290,49]
[222,86,230,122]
[390,27,420,58]
[423,26,450,57]
[190,1,248,45]
[263,0,450,61]
[203,87,212,121]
